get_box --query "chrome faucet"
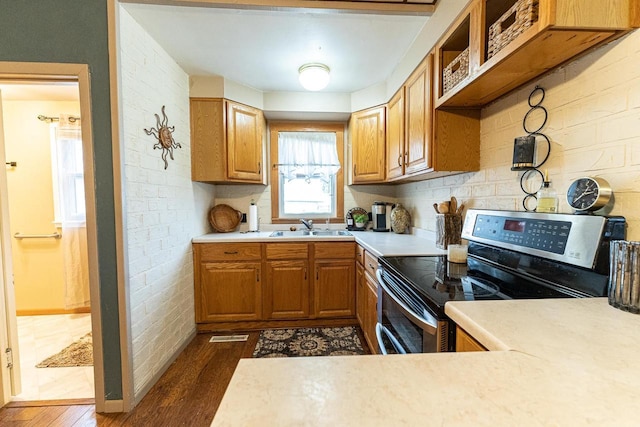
[300,218,314,230]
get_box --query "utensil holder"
[609,240,640,314]
[436,213,462,249]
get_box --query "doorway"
[0,81,94,401]
[0,62,107,409]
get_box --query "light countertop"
[192,227,446,257]
[211,298,640,426]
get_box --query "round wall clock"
[566,177,612,212]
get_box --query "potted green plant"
[354,213,368,228]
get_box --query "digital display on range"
[503,220,525,233]
[472,214,572,254]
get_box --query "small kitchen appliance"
[376,209,626,354]
[372,201,391,232]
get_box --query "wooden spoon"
[438,201,450,214]
[450,196,457,214]
[433,203,440,214]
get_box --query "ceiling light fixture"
[298,63,330,91]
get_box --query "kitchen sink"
[269,230,352,237]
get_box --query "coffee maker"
[372,201,391,232]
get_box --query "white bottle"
[536,171,558,213]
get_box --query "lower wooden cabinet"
[456,325,487,352]
[356,244,379,354]
[194,241,356,328]
[314,260,355,318]
[264,260,309,319]
[197,261,262,322]
[364,273,379,354]
[356,262,365,327]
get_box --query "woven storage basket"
[442,47,470,94]
[209,204,242,233]
[487,0,539,59]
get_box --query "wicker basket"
[209,204,242,233]
[487,0,539,59]
[442,47,470,94]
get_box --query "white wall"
[119,6,215,399]
[397,30,640,240]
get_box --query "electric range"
[376,209,626,354]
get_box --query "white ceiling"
[122,3,430,93]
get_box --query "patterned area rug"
[252,327,365,358]
[36,332,93,368]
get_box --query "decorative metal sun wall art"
[144,105,181,169]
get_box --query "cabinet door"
[364,273,379,354]
[386,87,405,181]
[404,55,432,175]
[226,101,264,183]
[314,260,355,318]
[456,325,487,352]
[190,98,226,182]
[198,262,262,322]
[356,262,365,329]
[265,260,310,319]
[351,106,386,183]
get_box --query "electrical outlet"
[241,213,247,223]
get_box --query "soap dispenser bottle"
[536,170,558,213]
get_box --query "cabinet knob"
[397,155,402,167]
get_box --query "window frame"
[270,122,345,224]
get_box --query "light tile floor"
[13,314,94,401]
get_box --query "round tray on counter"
[209,204,242,233]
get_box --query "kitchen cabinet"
[350,105,386,183]
[313,242,356,318]
[385,86,405,181]
[194,243,262,322]
[434,0,639,108]
[386,52,480,181]
[190,98,266,184]
[264,243,310,319]
[456,325,487,352]
[356,244,379,354]
[194,241,356,330]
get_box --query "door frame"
[0,62,107,409]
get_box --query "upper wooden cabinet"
[350,105,386,183]
[386,55,433,181]
[190,98,266,184]
[386,53,480,182]
[386,87,405,181]
[435,0,639,108]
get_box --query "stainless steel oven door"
[376,268,447,354]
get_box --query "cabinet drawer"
[363,251,379,281]
[356,245,365,265]
[197,243,262,261]
[265,243,309,260]
[314,242,355,259]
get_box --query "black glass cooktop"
[378,254,575,318]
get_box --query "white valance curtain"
[277,132,341,180]
[53,114,90,309]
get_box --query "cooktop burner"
[379,254,574,318]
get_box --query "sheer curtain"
[278,132,340,179]
[53,114,90,309]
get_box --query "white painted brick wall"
[119,7,215,397]
[398,29,640,240]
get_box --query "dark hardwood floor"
[0,328,370,426]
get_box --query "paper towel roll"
[249,204,259,231]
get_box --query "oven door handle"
[375,323,407,355]
[376,268,438,333]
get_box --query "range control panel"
[472,214,571,254]
[461,209,621,270]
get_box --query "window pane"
[282,175,335,216]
